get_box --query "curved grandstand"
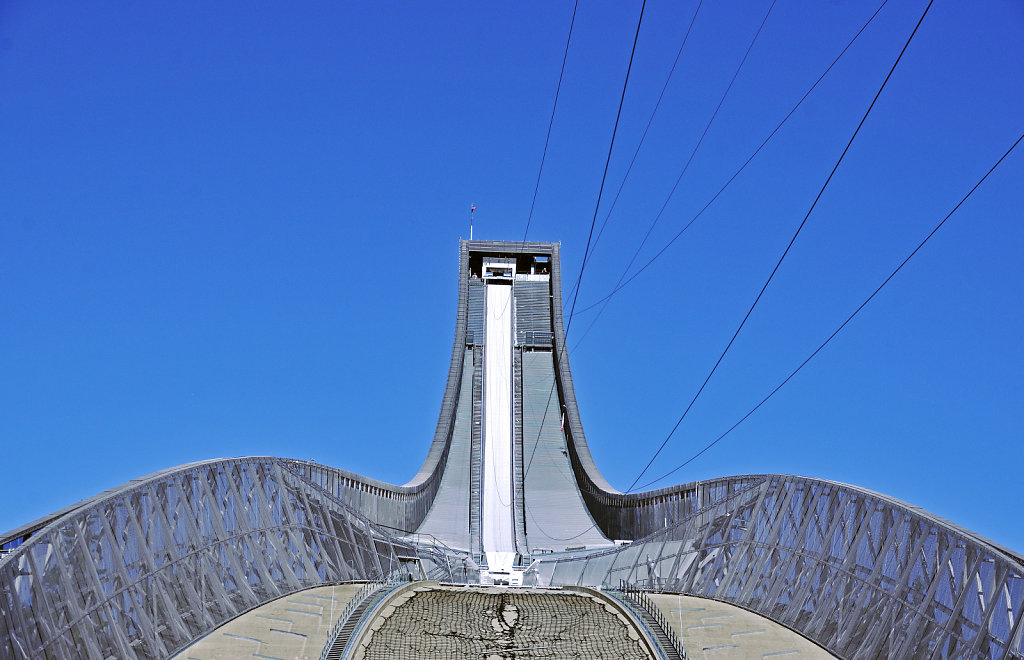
[2,240,1022,659]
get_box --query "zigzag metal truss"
[537,474,1024,658]
[0,458,452,660]
[3,241,1022,659]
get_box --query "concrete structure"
[170,585,363,660]
[2,240,1023,659]
[646,594,834,659]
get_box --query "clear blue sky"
[1,2,1021,552]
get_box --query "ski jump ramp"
[2,240,1023,659]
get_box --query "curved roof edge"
[0,456,424,552]
[0,458,228,550]
[402,239,470,489]
[535,472,1024,659]
[0,456,448,660]
[545,240,618,494]
[603,472,1024,566]
[9,458,1016,570]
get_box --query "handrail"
[376,526,475,584]
[317,574,399,660]
[401,531,460,580]
[403,531,457,556]
[619,581,688,659]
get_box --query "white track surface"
[482,283,515,572]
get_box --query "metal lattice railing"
[535,474,1024,659]
[619,584,688,659]
[0,458,425,660]
[317,574,401,660]
[318,581,381,660]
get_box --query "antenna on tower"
[470,204,477,240]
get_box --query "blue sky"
[1,2,1021,552]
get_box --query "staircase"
[320,582,402,660]
[607,589,686,660]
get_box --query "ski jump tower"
[2,240,1023,659]
[413,240,616,576]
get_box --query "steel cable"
[565,0,648,337]
[575,0,785,351]
[585,0,704,266]
[626,0,935,493]
[522,0,579,244]
[572,0,891,320]
[637,132,1023,490]
[526,0,648,483]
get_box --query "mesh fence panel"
[539,474,1024,659]
[0,458,434,660]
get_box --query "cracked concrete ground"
[355,586,653,659]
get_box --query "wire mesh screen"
[0,458,433,660]
[537,474,1024,659]
[357,587,651,659]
